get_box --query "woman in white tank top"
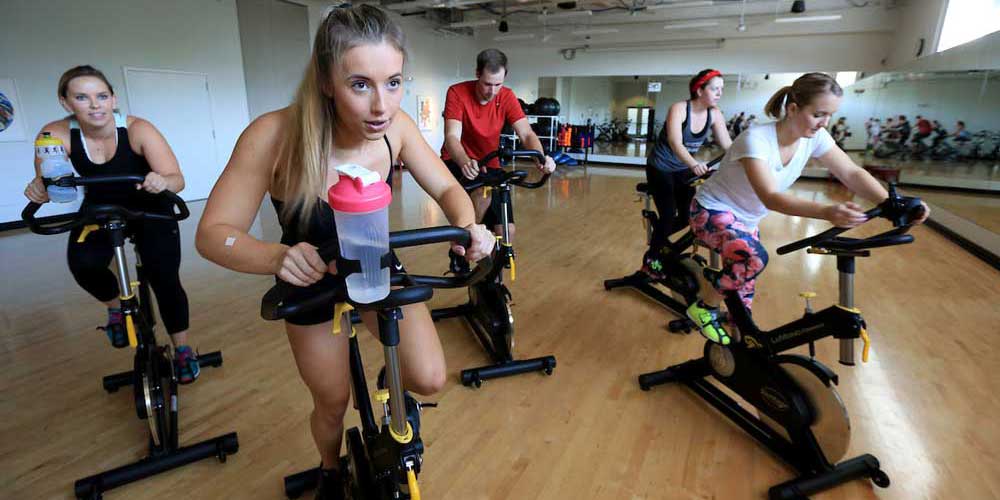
[685,73,930,346]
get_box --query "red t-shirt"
[916,119,932,135]
[440,80,526,168]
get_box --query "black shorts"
[443,159,515,228]
[282,250,405,326]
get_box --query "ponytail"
[764,86,793,119]
[763,73,843,119]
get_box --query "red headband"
[690,70,722,95]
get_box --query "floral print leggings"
[689,200,769,308]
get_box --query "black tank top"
[69,117,169,213]
[271,136,394,247]
[648,100,713,172]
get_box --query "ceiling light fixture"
[663,20,719,29]
[645,1,714,10]
[494,33,536,41]
[431,0,492,7]
[774,14,842,23]
[537,9,593,21]
[447,19,497,28]
[571,27,620,35]
[584,38,723,52]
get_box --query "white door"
[123,68,218,200]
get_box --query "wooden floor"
[2,167,999,500]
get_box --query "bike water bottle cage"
[335,252,394,278]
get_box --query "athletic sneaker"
[174,345,201,384]
[686,301,731,345]
[640,250,666,281]
[97,308,128,348]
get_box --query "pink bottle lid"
[327,164,392,213]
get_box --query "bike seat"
[636,182,649,194]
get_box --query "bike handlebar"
[261,226,497,321]
[687,154,726,186]
[22,175,190,235]
[776,184,924,255]
[463,149,551,191]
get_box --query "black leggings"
[67,220,189,334]
[645,163,695,254]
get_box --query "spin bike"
[603,156,723,332]
[22,174,239,500]
[638,185,925,499]
[431,149,557,387]
[262,226,497,499]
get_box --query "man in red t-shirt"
[441,49,555,248]
[913,115,933,144]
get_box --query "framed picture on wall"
[0,78,28,143]
[417,95,432,131]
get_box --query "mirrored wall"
[538,68,999,256]
[536,72,861,165]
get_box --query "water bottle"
[35,133,77,203]
[328,164,392,303]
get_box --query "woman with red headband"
[643,68,732,280]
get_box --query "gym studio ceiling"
[377,0,904,47]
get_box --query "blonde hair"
[275,4,406,227]
[764,72,842,119]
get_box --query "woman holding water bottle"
[23,65,202,384]
[195,6,494,496]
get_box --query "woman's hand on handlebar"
[823,202,868,228]
[138,172,169,194]
[913,200,931,225]
[536,155,557,174]
[461,159,481,180]
[274,242,329,287]
[451,223,495,263]
[24,177,49,203]
[689,162,710,177]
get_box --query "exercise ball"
[518,98,534,115]
[533,97,560,116]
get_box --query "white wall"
[396,19,480,150]
[500,31,895,104]
[885,0,948,69]
[893,30,1000,72]
[0,0,250,225]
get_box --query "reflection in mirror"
[845,70,999,191]
[536,72,861,165]
[537,69,999,266]
[845,69,999,264]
